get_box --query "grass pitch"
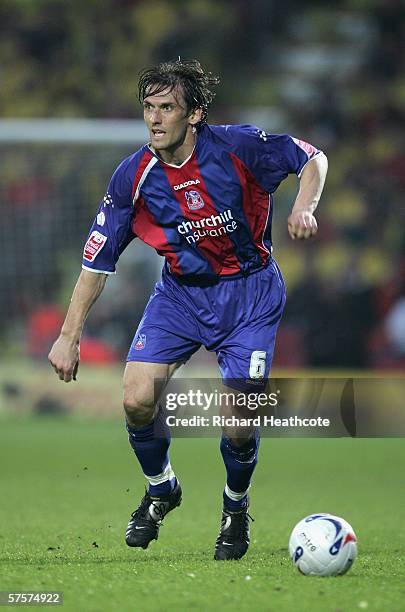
[0,418,404,611]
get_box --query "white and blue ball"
[289,513,357,576]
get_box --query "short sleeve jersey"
[82,124,321,279]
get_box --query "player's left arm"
[287,152,328,240]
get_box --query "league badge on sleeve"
[292,137,318,159]
[83,231,107,262]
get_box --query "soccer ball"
[289,513,357,576]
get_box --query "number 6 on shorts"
[249,350,267,379]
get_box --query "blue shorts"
[127,259,286,391]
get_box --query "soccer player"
[48,59,327,560]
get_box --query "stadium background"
[1,3,405,611]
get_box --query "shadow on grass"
[0,548,286,566]
[1,552,211,565]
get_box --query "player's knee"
[224,429,257,448]
[123,388,155,428]
[227,435,252,448]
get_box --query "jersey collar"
[147,143,196,168]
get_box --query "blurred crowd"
[1,0,404,369]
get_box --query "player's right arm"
[48,270,107,382]
[48,153,137,382]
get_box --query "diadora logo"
[102,193,114,207]
[185,190,205,210]
[177,209,238,244]
[173,179,200,191]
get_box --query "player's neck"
[153,131,196,166]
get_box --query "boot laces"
[131,490,168,523]
[224,510,254,540]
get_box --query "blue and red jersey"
[82,124,321,279]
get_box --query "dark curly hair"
[138,59,220,129]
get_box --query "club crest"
[185,190,205,210]
[134,334,146,350]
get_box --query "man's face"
[143,86,198,152]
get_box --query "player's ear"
[189,107,203,128]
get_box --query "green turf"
[0,418,404,611]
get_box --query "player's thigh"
[216,260,286,389]
[216,309,284,390]
[127,281,202,365]
[123,360,182,409]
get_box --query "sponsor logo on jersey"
[83,231,107,262]
[134,333,146,350]
[173,179,200,191]
[185,190,205,210]
[96,211,106,226]
[177,209,238,244]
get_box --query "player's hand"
[287,210,318,240]
[48,335,80,383]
